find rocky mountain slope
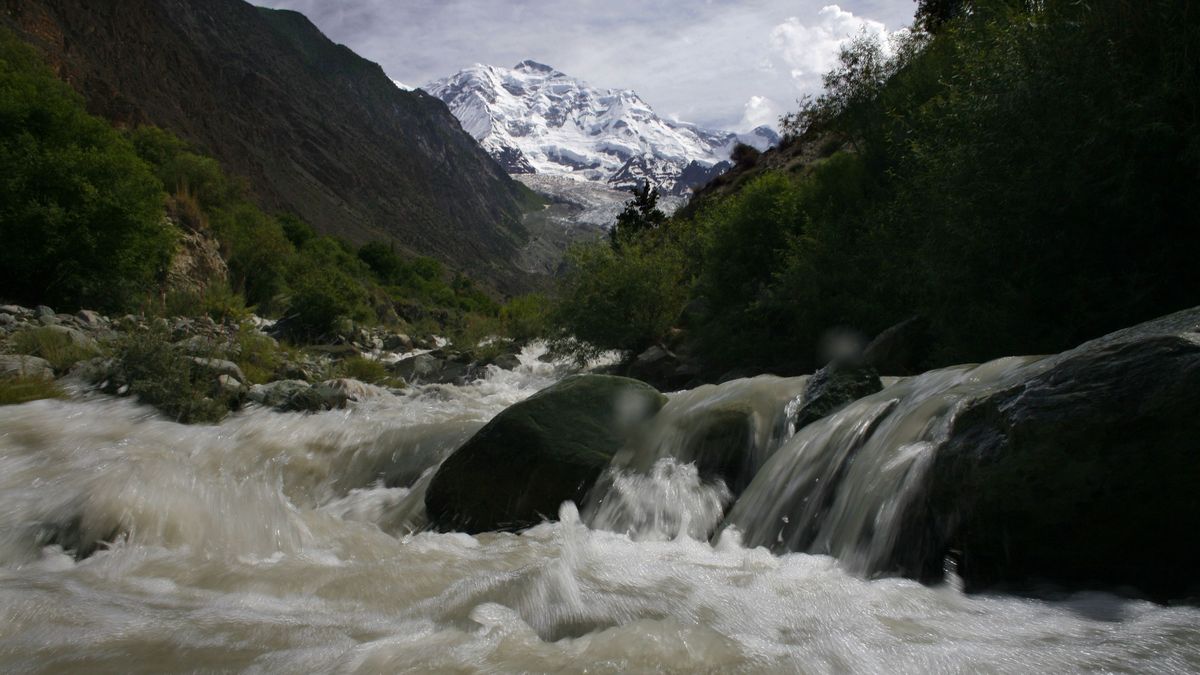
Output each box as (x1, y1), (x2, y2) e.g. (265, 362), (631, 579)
(2, 0), (536, 291)
(426, 61), (778, 196)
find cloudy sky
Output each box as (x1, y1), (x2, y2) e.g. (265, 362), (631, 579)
(254, 0), (917, 131)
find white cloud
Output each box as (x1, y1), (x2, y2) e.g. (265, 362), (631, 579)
(770, 5), (891, 83)
(740, 95), (782, 131)
(255, 0), (916, 130)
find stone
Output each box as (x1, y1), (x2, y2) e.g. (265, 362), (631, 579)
(626, 345), (696, 392)
(247, 379), (311, 408)
(0, 355), (54, 379)
(425, 375), (668, 533)
(490, 353), (522, 371)
(909, 307), (1200, 601)
(189, 357), (246, 384)
(75, 309), (107, 329)
(862, 316), (931, 376)
(382, 333), (414, 352)
(390, 354), (472, 385)
(44, 325), (99, 352)
(792, 361), (883, 432)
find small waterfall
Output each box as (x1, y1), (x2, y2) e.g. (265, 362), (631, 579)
(723, 356), (1043, 577)
(583, 375), (808, 540)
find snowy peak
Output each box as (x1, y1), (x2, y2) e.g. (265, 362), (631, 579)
(425, 62), (778, 195)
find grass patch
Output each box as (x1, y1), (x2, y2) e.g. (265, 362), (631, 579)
(10, 326), (101, 373)
(232, 324), (284, 385)
(0, 376), (67, 406)
(334, 355), (394, 385)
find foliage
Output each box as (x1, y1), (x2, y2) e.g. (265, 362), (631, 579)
(232, 323), (285, 385)
(500, 294), (553, 343)
(551, 235), (689, 359)
(334, 355), (392, 385)
(560, 0), (1200, 375)
(0, 375), (66, 406)
(610, 183), (667, 249)
(109, 325), (236, 424)
(0, 29), (174, 311)
(163, 281), (251, 323)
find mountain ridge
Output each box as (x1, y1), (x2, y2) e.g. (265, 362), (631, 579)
(425, 61), (779, 196)
(2, 0), (537, 292)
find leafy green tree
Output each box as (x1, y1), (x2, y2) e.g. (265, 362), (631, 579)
(552, 239), (688, 358)
(610, 183), (667, 249)
(0, 29), (172, 311)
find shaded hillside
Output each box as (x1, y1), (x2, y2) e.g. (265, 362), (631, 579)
(2, 0), (535, 291)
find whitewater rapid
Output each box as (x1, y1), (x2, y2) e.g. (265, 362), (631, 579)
(1, 345), (1197, 673)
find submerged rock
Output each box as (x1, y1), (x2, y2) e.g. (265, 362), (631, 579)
(426, 374), (668, 533)
(916, 307), (1200, 600)
(792, 361), (882, 432)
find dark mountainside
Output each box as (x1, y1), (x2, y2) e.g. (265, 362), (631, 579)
(1, 0), (536, 292)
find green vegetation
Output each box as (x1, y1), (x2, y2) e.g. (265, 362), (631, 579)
(0, 26), (514, 350)
(10, 326), (101, 373)
(0, 376), (67, 406)
(334, 355), (394, 386)
(107, 325), (236, 424)
(0, 29), (173, 311)
(549, 0), (1200, 373)
(551, 234), (689, 360)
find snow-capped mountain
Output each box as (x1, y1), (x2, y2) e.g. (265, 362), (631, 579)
(424, 60), (778, 196)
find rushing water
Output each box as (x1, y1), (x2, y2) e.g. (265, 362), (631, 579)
(1, 345), (1198, 673)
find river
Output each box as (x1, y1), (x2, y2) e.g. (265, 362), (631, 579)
(1, 345), (1197, 673)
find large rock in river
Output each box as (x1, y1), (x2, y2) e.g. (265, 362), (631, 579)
(425, 374), (668, 533)
(915, 307), (1200, 600)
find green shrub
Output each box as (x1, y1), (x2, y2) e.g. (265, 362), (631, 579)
(334, 355), (391, 385)
(0, 375), (67, 406)
(109, 325), (234, 424)
(232, 324), (284, 385)
(163, 281), (250, 323)
(0, 29), (173, 311)
(550, 237), (689, 359)
(500, 293), (553, 343)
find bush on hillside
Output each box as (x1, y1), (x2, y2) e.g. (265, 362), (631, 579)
(0, 29), (173, 311)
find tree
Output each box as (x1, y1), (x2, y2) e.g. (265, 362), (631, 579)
(610, 182), (667, 249)
(0, 29), (172, 311)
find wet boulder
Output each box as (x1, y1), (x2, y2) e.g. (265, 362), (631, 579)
(792, 360), (882, 432)
(390, 353), (472, 385)
(863, 316), (931, 375)
(425, 374), (668, 533)
(626, 345), (700, 392)
(247, 379), (310, 408)
(918, 307), (1200, 600)
(686, 406), (757, 495)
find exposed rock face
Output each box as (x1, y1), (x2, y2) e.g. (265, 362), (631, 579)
(3, 0), (534, 291)
(425, 375), (667, 533)
(913, 308), (1200, 600)
(165, 221), (228, 298)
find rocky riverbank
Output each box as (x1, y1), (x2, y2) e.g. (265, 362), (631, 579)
(0, 303), (531, 420)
